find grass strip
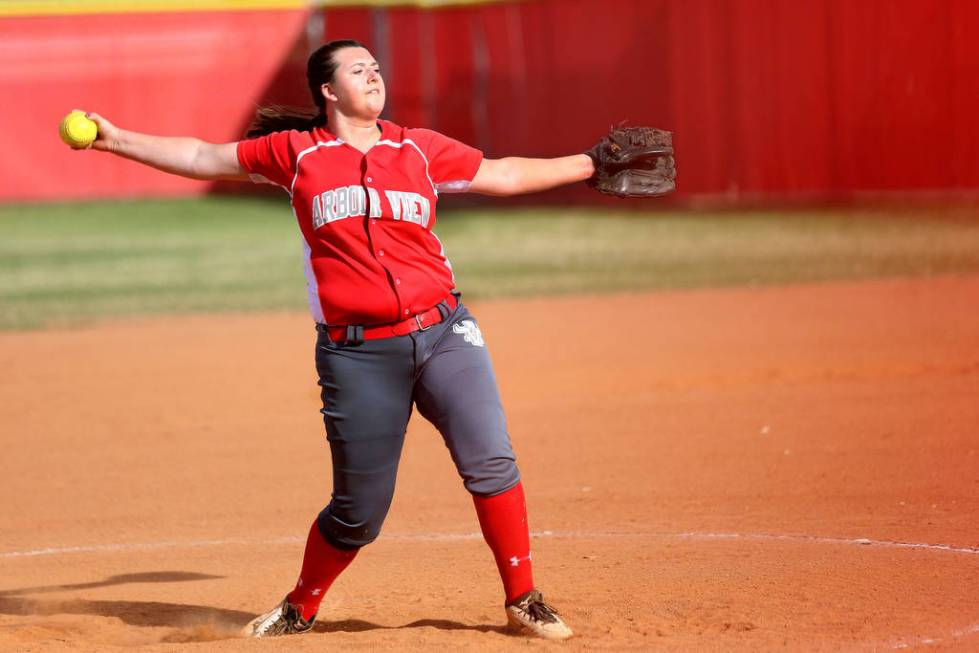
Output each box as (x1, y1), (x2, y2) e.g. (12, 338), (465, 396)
(1, 197), (977, 330)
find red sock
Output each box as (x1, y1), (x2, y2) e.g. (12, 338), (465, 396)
(286, 521), (358, 620)
(472, 481), (535, 603)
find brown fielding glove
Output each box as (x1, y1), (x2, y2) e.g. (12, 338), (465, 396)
(585, 126), (676, 197)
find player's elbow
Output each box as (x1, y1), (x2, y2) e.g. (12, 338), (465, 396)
(190, 141), (245, 181)
(186, 141), (217, 180)
(491, 158), (528, 196)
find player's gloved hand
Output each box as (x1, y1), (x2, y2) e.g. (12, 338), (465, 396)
(585, 126), (676, 198)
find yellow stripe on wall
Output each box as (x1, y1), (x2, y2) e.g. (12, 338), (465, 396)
(0, 0), (513, 16)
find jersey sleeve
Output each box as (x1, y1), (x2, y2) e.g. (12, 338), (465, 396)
(236, 130), (299, 190)
(412, 129), (484, 193)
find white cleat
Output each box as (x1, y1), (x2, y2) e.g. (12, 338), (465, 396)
(505, 589), (573, 640)
(241, 596), (315, 638)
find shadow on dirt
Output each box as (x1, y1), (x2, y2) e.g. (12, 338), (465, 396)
(315, 618), (508, 635)
(0, 596), (252, 626)
(0, 571), (223, 596)
(0, 571), (248, 640)
(0, 594), (508, 639)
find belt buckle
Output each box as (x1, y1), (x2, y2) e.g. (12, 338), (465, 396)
(415, 312), (433, 331)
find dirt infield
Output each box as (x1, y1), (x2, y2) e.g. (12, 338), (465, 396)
(2, 275), (978, 652)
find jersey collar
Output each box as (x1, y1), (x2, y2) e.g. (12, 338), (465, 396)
(315, 120), (389, 146)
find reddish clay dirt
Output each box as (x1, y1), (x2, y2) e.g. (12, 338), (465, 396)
(1, 275), (978, 652)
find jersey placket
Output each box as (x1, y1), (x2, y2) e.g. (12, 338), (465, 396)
(362, 153), (409, 319)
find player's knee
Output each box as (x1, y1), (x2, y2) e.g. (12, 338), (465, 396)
(462, 456), (520, 496)
(316, 503), (387, 549)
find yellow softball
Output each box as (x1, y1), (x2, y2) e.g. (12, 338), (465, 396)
(60, 111), (98, 149)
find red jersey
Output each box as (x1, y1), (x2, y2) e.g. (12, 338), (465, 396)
(237, 119), (483, 325)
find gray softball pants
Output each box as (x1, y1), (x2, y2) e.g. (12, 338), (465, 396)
(313, 301), (520, 550)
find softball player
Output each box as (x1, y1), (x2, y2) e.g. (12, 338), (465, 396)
(82, 39), (594, 641)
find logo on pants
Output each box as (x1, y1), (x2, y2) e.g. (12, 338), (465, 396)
(452, 319), (485, 347)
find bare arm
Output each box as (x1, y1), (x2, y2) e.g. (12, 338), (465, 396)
(468, 155), (595, 196)
(86, 112), (249, 181)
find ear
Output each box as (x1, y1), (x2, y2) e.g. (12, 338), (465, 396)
(321, 83), (338, 103)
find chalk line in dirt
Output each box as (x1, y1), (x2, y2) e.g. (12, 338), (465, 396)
(3, 529), (979, 559)
(3, 529), (977, 649)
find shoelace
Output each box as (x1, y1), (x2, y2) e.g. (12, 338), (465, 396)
(524, 597), (560, 624)
(261, 603), (311, 635)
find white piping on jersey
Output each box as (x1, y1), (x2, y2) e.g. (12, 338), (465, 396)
(290, 139), (344, 197)
(430, 231), (455, 284)
(374, 139), (439, 197)
(290, 137), (470, 198)
(294, 207), (327, 324)
(288, 140), (342, 322)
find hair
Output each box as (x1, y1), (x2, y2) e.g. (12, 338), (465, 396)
(246, 39), (368, 138)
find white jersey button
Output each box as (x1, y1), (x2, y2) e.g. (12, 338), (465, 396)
(378, 250), (385, 256)
(395, 278), (401, 285)
(366, 177), (373, 182)
(404, 309), (410, 315)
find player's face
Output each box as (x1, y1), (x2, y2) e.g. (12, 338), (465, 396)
(324, 47), (386, 119)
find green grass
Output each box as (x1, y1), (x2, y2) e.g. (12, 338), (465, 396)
(1, 197), (978, 330)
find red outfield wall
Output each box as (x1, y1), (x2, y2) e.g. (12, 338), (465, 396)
(2, 0), (977, 203)
(0, 9), (310, 201)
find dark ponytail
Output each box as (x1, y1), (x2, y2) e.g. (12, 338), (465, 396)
(245, 39), (367, 138)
